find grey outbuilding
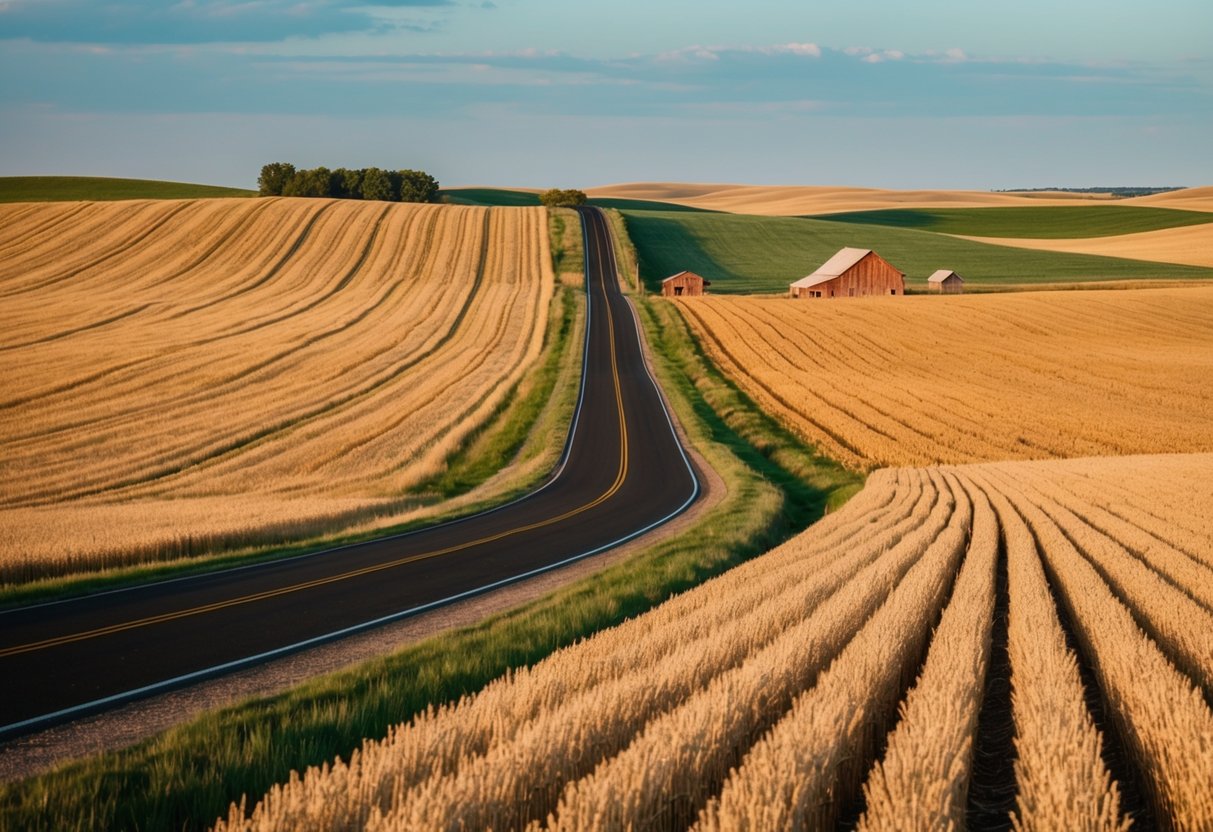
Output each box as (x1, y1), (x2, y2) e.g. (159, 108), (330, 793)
(927, 269), (965, 294)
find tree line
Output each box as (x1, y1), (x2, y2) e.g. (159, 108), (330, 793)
(258, 163), (439, 203)
(539, 189), (587, 207)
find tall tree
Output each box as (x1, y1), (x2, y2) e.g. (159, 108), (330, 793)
(397, 169), (440, 203)
(283, 166), (333, 198)
(361, 167), (393, 202)
(334, 168), (363, 199)
(258, 162), (296, 196)
(539, 188), (587, 207)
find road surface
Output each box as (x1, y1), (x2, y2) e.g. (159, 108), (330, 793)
(0, 207), (699, 737)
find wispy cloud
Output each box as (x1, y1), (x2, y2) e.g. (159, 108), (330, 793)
(0, 0), (456, 45)
(1, 34), (1207, 125)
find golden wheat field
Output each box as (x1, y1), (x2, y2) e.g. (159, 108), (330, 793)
(0, 197), (553, 583)
(677, 287), (1213, 470)
(212, 453), (1213, 831)
(586, 183), (1213, 216)
(959, 223), (1213, 268)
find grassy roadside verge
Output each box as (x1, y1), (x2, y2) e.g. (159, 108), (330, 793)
(603, 208), (641, 291)
(0, 212), (582, 609)
(0, 280), (862, 832)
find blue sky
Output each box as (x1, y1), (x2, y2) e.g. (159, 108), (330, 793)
(0, 0), (1209, 189)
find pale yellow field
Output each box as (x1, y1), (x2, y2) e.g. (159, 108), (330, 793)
(1132, 185), (1213, 212)
(0, 198), (553, 583)
(584, 182), (1202, 215)
(587, 182), (1213, 216)
(960, 222), (1213, 268)
(677, 287), (1213, 470)
(213, 453), (1213, 831)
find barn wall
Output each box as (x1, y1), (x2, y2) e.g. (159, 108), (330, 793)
(798, 255), (904, 298)
(662, 273), (708, 297)
(928, 275), (964, 294)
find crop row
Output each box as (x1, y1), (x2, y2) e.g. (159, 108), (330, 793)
(0, 198), (553, 582)
(213, 453), (1213, 831)
(677, 290), (1213, 469)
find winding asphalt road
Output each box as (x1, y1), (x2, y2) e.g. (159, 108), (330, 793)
(0, 207), (700, 738)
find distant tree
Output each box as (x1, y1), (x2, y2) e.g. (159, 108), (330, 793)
(258, 162), (438, 203)
(361, 167), (394, 202)
(258, 162), (296, 196)
(283, 166), (333, 198)
(334, 168), (363, 199)
(396, 169), (440, 203)
(540, 188), (587, 208)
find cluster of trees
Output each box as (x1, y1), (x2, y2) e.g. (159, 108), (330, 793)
(539, 188), (588, 207)
(258, 163), (439, 203)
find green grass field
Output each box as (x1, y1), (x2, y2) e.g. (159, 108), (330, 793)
(620, 209), (1213, 293)
(442, 187), (543, 207)
(815, 205), (1213, 238)
(0, 176), (256, 202)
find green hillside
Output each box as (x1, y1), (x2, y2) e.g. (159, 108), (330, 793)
(441, 187), (542, 207)
(620, 209), (1213, 293)
(815, 205), (1213, 238)
(0, 176), (256, 202)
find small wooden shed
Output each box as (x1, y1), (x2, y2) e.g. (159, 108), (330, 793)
(790, 248), (905, 299)
(662, 270), (711, 297)
(927, 269), (965, 294)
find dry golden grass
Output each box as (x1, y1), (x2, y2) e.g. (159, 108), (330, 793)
(1132, 185), (1213, 213)
(0, 197), (553, 583)
(959, 223), (1213, 268)
(585, 182), (1164, 215)
(211, 454), (1213, 831)
(677, 287), (1213, 470)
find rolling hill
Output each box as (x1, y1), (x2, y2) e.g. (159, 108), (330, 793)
(0, 197), (553, 583)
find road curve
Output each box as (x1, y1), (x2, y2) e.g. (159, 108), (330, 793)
(0, 207), (700, 737)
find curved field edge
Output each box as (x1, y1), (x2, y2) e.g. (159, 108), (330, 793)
(203, 453), (1213, 832)
(812, 205), (1213, 239)
(675, 287), (1213, 471)
(618, 209), (1213, 294)
(0, 176), (256, 202)
(0, 287), (862, 832)
(0, 209), (580, 608)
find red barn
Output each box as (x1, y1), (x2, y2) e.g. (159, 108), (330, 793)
(789, 248), (905, 299)
(662, 270), (711, 297)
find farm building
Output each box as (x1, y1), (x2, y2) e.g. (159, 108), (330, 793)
(927, 269), (965, 294)
(662, 270), (711, 297)
(790, 248), (905, 299)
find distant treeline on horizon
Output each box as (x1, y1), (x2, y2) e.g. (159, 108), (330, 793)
(993, 186), (1185, 197)
(258, 163), (439, 203)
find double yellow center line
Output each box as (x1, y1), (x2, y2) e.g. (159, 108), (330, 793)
(1, 211), (629, 660)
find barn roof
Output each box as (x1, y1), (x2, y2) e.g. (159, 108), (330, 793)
(790, 247), (872, 289)
(927, 269), (964, 283)
(662, 270), (711, 285)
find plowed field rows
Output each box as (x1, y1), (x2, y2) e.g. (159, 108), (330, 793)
(0, 198), (553, 582)
(677, 288), (1213, 469)
(213, 454), (1213, 831)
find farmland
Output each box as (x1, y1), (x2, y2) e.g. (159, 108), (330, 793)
(959, 223), (1213, 268)
(586, 182), (1213, 215)
(814, 205), (1213, 238)
(212, 452), (1213, 831)
(677, 287), (1213, 469)
(0, 197), (554, 585)
(0, 176), (256, 203)
(617, 209), (1213, 293)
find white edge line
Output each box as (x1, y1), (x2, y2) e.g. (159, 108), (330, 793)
(0, 207), (700, 739)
